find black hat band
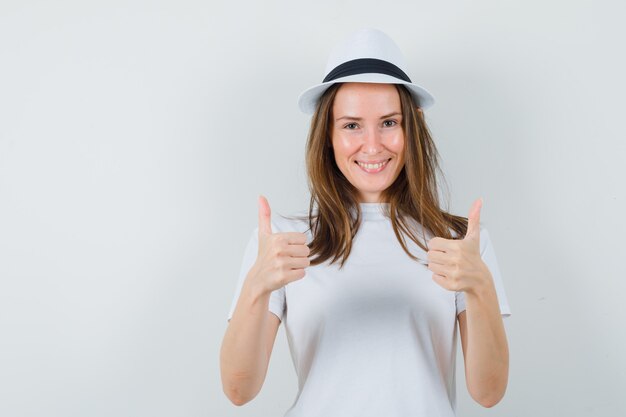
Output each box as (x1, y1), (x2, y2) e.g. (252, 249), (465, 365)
(322, 58), (412, 83)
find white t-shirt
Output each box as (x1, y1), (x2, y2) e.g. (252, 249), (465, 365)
(227, 202), (511, 416)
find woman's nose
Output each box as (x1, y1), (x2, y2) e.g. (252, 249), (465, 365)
(361, 127), (384, 153)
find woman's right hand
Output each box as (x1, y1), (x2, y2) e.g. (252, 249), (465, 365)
(246, 195), (310, 295)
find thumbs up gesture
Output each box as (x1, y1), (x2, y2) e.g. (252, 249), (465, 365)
(247, 195), (311, 295)
(426, 198), (492, 295)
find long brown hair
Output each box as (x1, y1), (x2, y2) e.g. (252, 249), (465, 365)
(285, 82), (469, 269)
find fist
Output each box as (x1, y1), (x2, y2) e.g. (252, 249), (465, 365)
(426, 197), (491, 294)
(248, 195), (311, 295)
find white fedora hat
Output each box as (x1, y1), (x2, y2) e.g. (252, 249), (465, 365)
(297, 28), (435, 114)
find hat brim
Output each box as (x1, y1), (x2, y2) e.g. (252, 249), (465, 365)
(296, 73), (435, 115)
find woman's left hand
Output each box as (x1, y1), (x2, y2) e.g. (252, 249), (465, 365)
(426, 197), (493, 295)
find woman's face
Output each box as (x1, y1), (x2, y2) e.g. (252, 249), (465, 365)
(331, 82), (405, 203)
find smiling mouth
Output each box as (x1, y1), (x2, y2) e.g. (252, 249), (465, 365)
(355, 158), (392, 173)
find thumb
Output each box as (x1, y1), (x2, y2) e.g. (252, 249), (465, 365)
(464, 197), (482, 241)
(258, 194), (273, 236)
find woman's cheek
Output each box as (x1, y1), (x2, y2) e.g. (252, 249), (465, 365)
(387, 132), (404, 148)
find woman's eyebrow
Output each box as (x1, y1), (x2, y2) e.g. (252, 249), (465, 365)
(335, 112), (402, 121)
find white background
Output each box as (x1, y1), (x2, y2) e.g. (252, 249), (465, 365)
(1, 1), (625, 416)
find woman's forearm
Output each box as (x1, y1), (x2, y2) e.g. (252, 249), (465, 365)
(220, 271), (271, 406)
(463, 277), (509, 407)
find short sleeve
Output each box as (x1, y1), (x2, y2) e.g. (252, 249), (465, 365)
(227, 226), (286, 323)
(456, 227), (511, 318)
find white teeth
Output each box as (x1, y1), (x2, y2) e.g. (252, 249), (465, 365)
(357, 160), (389, 169)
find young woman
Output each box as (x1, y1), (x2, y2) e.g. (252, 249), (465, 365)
(221, 28), (511, 416)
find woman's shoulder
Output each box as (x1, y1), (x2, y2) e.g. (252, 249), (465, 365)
(271, 208), (313, 235)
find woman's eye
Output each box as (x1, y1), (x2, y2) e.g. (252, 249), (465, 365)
(344, 123), (358, 130)
(383, 120), (397, 127)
